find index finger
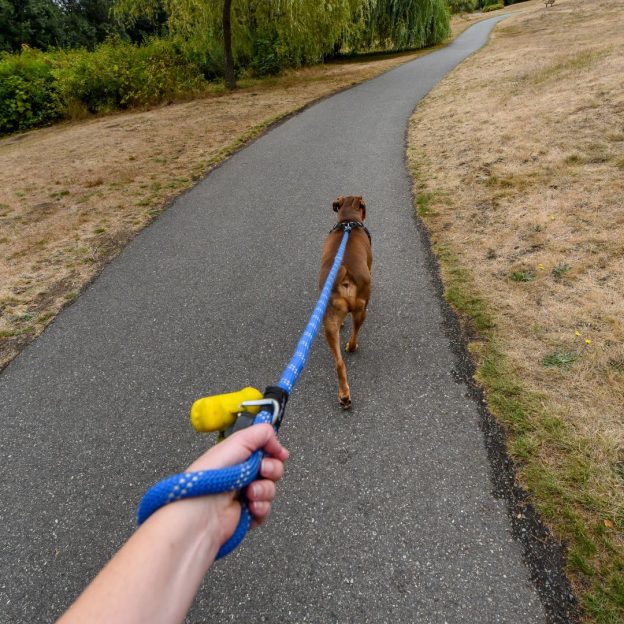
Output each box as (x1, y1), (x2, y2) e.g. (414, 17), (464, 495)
(187, 424), (289, 472)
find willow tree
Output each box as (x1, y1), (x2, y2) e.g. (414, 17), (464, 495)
(113, 0), (450, 87)
(363, 0), (450, 51)
(222, 0), (234, 87)
(114, 0), (363, 88)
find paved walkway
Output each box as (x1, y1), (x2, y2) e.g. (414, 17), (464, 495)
(0, 16), (546, 623)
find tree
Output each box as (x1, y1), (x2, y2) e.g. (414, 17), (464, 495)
(112, 0), (450, 87)
(222, 0), (234, 88)
(0, 0), (66, 51)
(365, 0), (450, 51)
(113, 0), (363, 88)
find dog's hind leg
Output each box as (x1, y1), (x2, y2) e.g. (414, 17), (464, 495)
(324, 303), (351, 409)
(345, 300), (367, 353)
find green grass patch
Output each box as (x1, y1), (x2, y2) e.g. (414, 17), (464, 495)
(542, 350), (577, 368)
(416, 191), (438, 217)
(510, 270), (535, 282)
(552, 263), (571, 281)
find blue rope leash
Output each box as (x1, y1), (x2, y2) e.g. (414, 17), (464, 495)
(137, 227), (352, 559)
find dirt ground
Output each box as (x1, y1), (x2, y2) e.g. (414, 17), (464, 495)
(408, 0), (623, 620)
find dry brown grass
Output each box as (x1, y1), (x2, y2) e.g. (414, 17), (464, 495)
(409, 0), (623, 620)
(0, 40), (465, 369)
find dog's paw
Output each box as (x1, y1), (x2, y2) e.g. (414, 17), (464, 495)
(345, 341), (358, 353)
(339, 395), (352, 410)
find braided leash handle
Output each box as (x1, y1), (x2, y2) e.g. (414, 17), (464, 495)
(137, 410), (272, 559)
(136, 228), (351, 559)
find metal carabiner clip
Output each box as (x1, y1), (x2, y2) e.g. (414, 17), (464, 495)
(240, 398), (281, 426)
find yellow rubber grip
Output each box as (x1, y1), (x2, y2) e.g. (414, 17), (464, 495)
(190, 386), (263, 432)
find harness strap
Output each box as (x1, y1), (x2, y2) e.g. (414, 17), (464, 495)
(330, 220), (372, 245)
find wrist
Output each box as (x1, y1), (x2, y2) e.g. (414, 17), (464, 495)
(155, 494), (233, 569)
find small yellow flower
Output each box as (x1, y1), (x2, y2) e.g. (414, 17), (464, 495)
(575, 331), (581, 337)
(537, 264), (545, 271)
(585, 338), (591, 345)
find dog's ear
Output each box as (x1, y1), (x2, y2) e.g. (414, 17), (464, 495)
(332, 196), (344, 212)
(359, 197), (366, 220)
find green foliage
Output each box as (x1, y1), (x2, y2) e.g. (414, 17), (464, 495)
(363, 0), (450, 50)
(0, 37), (206, 133)
(446, 0), (478, 14)
(177, 33), (224, 80)
(0, 0), (167, 52)
(510, 270), (535, 282)
(0, 0), (66, 52)
(1, 0), (452, 133)
(250, 36), (282, 77)
(0, 46), (64, 133)
(114, 0), (451, 73)
(552, 263), (571, 280)
(482, 1), (504, 11)
(542, 350), (577, 368)
(54, 37), (205, 113)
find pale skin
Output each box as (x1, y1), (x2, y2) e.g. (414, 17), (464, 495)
(58, 424), (288, 624)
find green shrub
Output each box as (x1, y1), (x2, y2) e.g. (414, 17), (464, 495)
(0, 0), (453, 134)
(55, 38), (206, 114)
(250, 36), (284, 77)
(0, 47), (65, 134)
(178, 35), (225, 81)
(447, 0), (478, 13)
(483, 2), (504, 11)
(0, 38), (209, 135)
(510, 270), (535, 282)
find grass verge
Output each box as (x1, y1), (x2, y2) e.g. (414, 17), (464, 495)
(408, 0), (623, 621)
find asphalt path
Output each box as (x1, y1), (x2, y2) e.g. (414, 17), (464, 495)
(0, 16), (548, 624)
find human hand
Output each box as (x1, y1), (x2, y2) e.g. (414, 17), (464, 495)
(56, 425), (288, 624)
(185, 423), (289, 546)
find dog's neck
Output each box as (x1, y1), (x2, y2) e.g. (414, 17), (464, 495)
(336, 210), (364, 223)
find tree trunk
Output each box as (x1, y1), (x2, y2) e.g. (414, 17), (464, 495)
(222, 0), (236, 89)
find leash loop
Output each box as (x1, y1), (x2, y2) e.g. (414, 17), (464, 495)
(137, 228), (352, 558)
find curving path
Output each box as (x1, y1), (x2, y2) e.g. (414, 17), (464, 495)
(0, 16), (548, 623)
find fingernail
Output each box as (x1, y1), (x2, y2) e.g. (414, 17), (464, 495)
(262, 460), (274, 476)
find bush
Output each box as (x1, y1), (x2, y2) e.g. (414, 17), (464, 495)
(447, 0), (478, 13)
(250, 37), (283, 77)
(55, 38), (206, 114)
(178, 35), (225, 81)
(0, 0), (453, 134)
(0, 47), (65, 134)
(482, 3), (504, 11)
(0, 38), (209, 135)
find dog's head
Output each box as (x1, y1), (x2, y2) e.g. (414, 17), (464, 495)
(332, 195), (366, 222)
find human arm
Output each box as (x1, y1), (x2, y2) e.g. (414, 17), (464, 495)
(58, 423), (288, 624)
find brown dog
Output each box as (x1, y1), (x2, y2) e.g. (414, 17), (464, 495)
(319, 196), (372, 409)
